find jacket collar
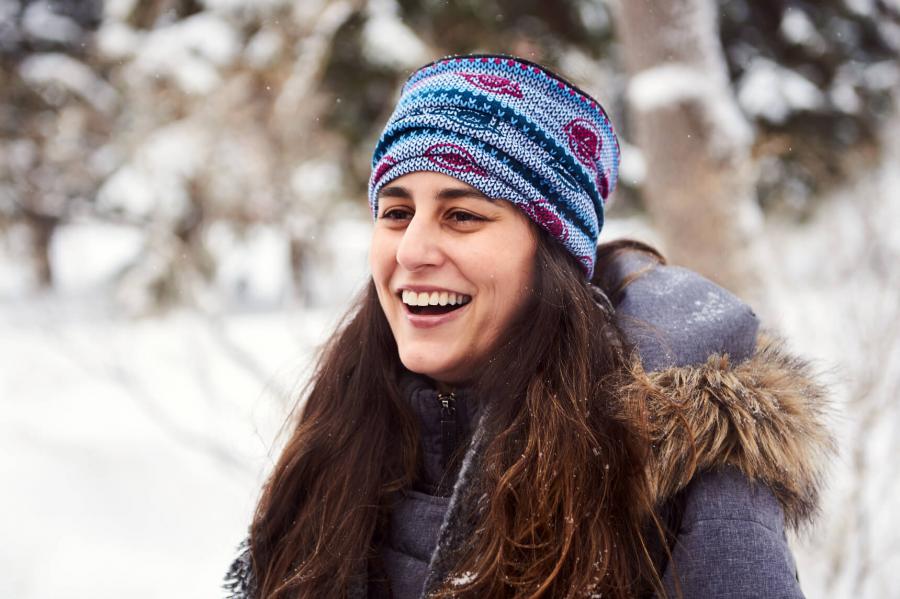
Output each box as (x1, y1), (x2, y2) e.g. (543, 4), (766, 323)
(398, 369), (480, 496)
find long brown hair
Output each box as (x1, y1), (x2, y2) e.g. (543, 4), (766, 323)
(249, 231), (669, 598)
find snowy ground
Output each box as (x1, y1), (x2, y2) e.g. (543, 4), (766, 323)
(1, 175), (898, 598)
(0, 300), (332, 597)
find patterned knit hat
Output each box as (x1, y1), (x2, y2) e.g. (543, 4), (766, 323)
(368, 54), (620, 278)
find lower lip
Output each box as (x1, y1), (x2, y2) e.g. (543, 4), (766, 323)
(403, 300), (470, 329)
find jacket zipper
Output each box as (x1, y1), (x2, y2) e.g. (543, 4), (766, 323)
(437, 391), (457, 471)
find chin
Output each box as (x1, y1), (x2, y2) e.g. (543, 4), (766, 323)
(399, 355), (446, 378)
(398, 349), (462, 383)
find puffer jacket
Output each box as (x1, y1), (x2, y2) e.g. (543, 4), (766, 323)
(224, 254), (833, 598)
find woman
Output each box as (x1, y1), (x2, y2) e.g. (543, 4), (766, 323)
(225, 55), (833, 598)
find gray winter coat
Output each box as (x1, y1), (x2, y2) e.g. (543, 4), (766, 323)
(224, 254), (833, 598)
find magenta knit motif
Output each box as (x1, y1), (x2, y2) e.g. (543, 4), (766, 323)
(525, 198), (569, 241)
(373, 155), (397, 186)
(424, 143), (488, 176)
(564, 118), (603, 168)
(595, 172), (610, 200)
(459, 73), (524, 98)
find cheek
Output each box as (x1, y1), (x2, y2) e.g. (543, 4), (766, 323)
(497, 239), (537, 313)
(369, 231), (397, 281)
(490, 235), (537, 286)
(478, 253), (535, 322)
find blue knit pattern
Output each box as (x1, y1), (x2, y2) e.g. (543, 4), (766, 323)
(368, 54), (621, 278)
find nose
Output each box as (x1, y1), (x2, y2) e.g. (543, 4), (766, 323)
(395, 212), (444, 271)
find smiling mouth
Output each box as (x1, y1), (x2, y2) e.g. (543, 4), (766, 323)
(400, 289), (472, 316)
(406, 303), (466, 316)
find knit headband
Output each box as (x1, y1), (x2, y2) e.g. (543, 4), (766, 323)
(368, 54), (620, 278)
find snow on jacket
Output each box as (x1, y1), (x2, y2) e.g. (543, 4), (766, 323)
(223, 254), (834, 598)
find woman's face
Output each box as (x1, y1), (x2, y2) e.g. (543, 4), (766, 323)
(370, 171), (538, 385)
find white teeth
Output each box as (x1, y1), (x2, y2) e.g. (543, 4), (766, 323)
(400, 290), (472, 307)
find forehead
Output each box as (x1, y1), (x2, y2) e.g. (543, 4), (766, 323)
(377, 171), (495, 203)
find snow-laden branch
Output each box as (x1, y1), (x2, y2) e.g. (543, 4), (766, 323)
(626, 61), (753, 156)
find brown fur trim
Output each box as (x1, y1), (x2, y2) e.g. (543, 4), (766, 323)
(628, 331), (836, 530)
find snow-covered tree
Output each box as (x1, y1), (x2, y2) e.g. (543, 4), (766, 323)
(611, 0), (772, 310)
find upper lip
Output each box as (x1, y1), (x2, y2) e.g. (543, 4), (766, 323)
(395, 284), (471, 297)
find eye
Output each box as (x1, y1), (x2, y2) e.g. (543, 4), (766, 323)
(380, 207), (412, 220)
(448, 210), (485, 224)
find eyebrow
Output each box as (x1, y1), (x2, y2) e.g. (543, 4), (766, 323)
(377, 185), (495, 202)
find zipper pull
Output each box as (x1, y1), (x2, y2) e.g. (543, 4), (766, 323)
(438, 391), (457, 471)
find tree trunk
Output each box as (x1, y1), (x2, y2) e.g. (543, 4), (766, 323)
(611, 0), (772, 314)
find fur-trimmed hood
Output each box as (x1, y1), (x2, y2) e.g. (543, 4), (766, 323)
(639, 331), (834, 529)
(607, 252), (834, 527)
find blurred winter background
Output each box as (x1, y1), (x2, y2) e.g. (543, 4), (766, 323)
(1, 0), (898, 596)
